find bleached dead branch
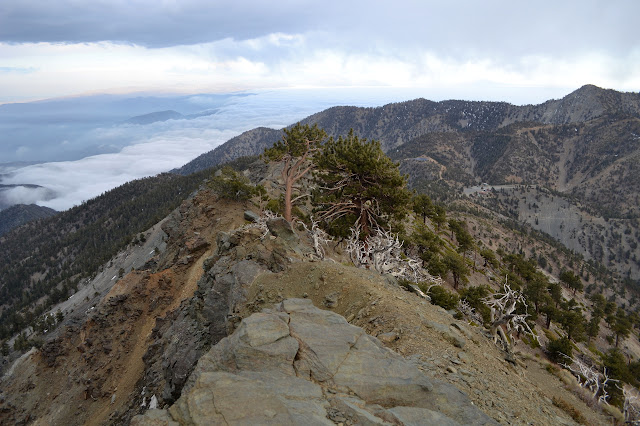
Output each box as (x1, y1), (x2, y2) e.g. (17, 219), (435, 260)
(623, 386), (640, 424)
(561, 353), (615, 405)
(242, 210), (280, 239)
(346, 226), (441, 285)
(483, 281), (536, 350)
(458, 299), (483, 324)
(299, 219), (332, 259)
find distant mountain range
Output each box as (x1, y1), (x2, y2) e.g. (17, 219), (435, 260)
(124, 109), (222, 125)
(173, 85), (640, 217)
(175, 84), (640, 176)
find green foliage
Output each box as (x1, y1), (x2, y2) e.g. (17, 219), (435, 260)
(443, 251), (469, 289)
(427, 286), (460, 310)
(263, 123), (327, 221)
(447, 219), (474, 256)
(607, 308), (632, 347)
(559, 309), (586, 342)
(265, 198), (284, 215)
(586, 315), (601, 341)
(547, 282), (563, 306)
(263, 122), (326, 163)
(546, 336), (573, 363)
(541, 298), (560, 328)
(602, 348), (637, 407)
(559, 269), (583, 294)
(503, 253), (537, 282)
(431, 205), (447, 231)
(410, 222), (444, 270)
(479, 248), (499, 269)
(313, 129), (411, 238)
(412, 193), (433, 224)
(459, 285), (491, 324)
(209, 166), (257, 201)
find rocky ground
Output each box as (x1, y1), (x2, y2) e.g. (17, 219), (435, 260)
(0, 188), (616, 425)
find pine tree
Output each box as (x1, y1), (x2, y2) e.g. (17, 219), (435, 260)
(608, 308), (632, 348)
(313, 130), (410, 238)
(559, 269), (583, 294)
(263, 123), (327, 222)
(412, 193), (433, 224)
(443, 251), (469, 289)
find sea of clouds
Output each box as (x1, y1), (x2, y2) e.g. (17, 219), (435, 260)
(0, 87), (430, 211)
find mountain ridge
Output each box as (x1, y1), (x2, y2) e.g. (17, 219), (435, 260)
(174, 84), (640, 176)
(0, 203), (57, 236)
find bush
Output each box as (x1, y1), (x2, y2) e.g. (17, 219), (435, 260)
(459, 285), (491, 324)
(546, 336), (573, 363)
(209, 166), (257, 201)
(552, 396), (588, 425)
(427, 286), (460, 310)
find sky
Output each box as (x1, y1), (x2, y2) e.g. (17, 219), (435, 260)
(0, 0), (639, 212)
(1, 0), (639, 104)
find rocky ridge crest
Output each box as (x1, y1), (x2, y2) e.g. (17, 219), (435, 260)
(133, 298), (495, 425)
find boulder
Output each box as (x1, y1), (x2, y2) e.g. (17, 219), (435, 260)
(243, 210), (260, 222)
(266, 217), (299, 245)
(133, 299), (496, 425)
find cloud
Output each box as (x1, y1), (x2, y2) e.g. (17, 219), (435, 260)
(1, 88), (430, 210)
(0, 185), (56, 209)
(1, 0), (639, 105)
(2, 35), (639, 106)
(0, 0), (637, 56)
(0, 66), (36, 74)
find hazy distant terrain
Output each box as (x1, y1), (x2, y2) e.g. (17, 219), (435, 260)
(0, 88), (426, 211)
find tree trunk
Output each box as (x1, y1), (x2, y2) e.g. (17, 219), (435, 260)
(284, 178), (293, 222)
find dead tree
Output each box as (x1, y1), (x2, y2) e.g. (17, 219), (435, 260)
(346, 226), (441, 285)
(623, 386), (640, 424)
(483, 282), (536, 351)
(242, 210), (280, 239)
(560, 353), (615, 405)
(458, 299), (483, 324)
(299, 219), (332, 260)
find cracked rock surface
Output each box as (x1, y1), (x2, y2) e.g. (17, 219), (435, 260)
(132, 298), (496, 426)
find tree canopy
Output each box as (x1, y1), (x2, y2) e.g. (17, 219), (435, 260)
(312, 130), (410, 238)
(263, 123), (327, 222)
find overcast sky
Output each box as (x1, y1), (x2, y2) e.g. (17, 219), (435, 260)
(1, 0), (638, 104)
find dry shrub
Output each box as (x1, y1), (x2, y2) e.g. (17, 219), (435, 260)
(600, 403), (624, 423)
(552, 396), (588, 425)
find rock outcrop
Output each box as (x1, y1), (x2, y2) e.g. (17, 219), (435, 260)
(133, 298), (496, 425)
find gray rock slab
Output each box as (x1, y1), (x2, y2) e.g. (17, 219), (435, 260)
(136, 299), (496, 426)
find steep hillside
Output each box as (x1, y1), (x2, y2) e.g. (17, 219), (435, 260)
(2, 86), (640, 424)
(0, 170), (211, 341)
(174, 127), (281, 175)
(0, 203), (57, 236)
(390, 112), (640, 285)
(0, 186), (614, 425)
